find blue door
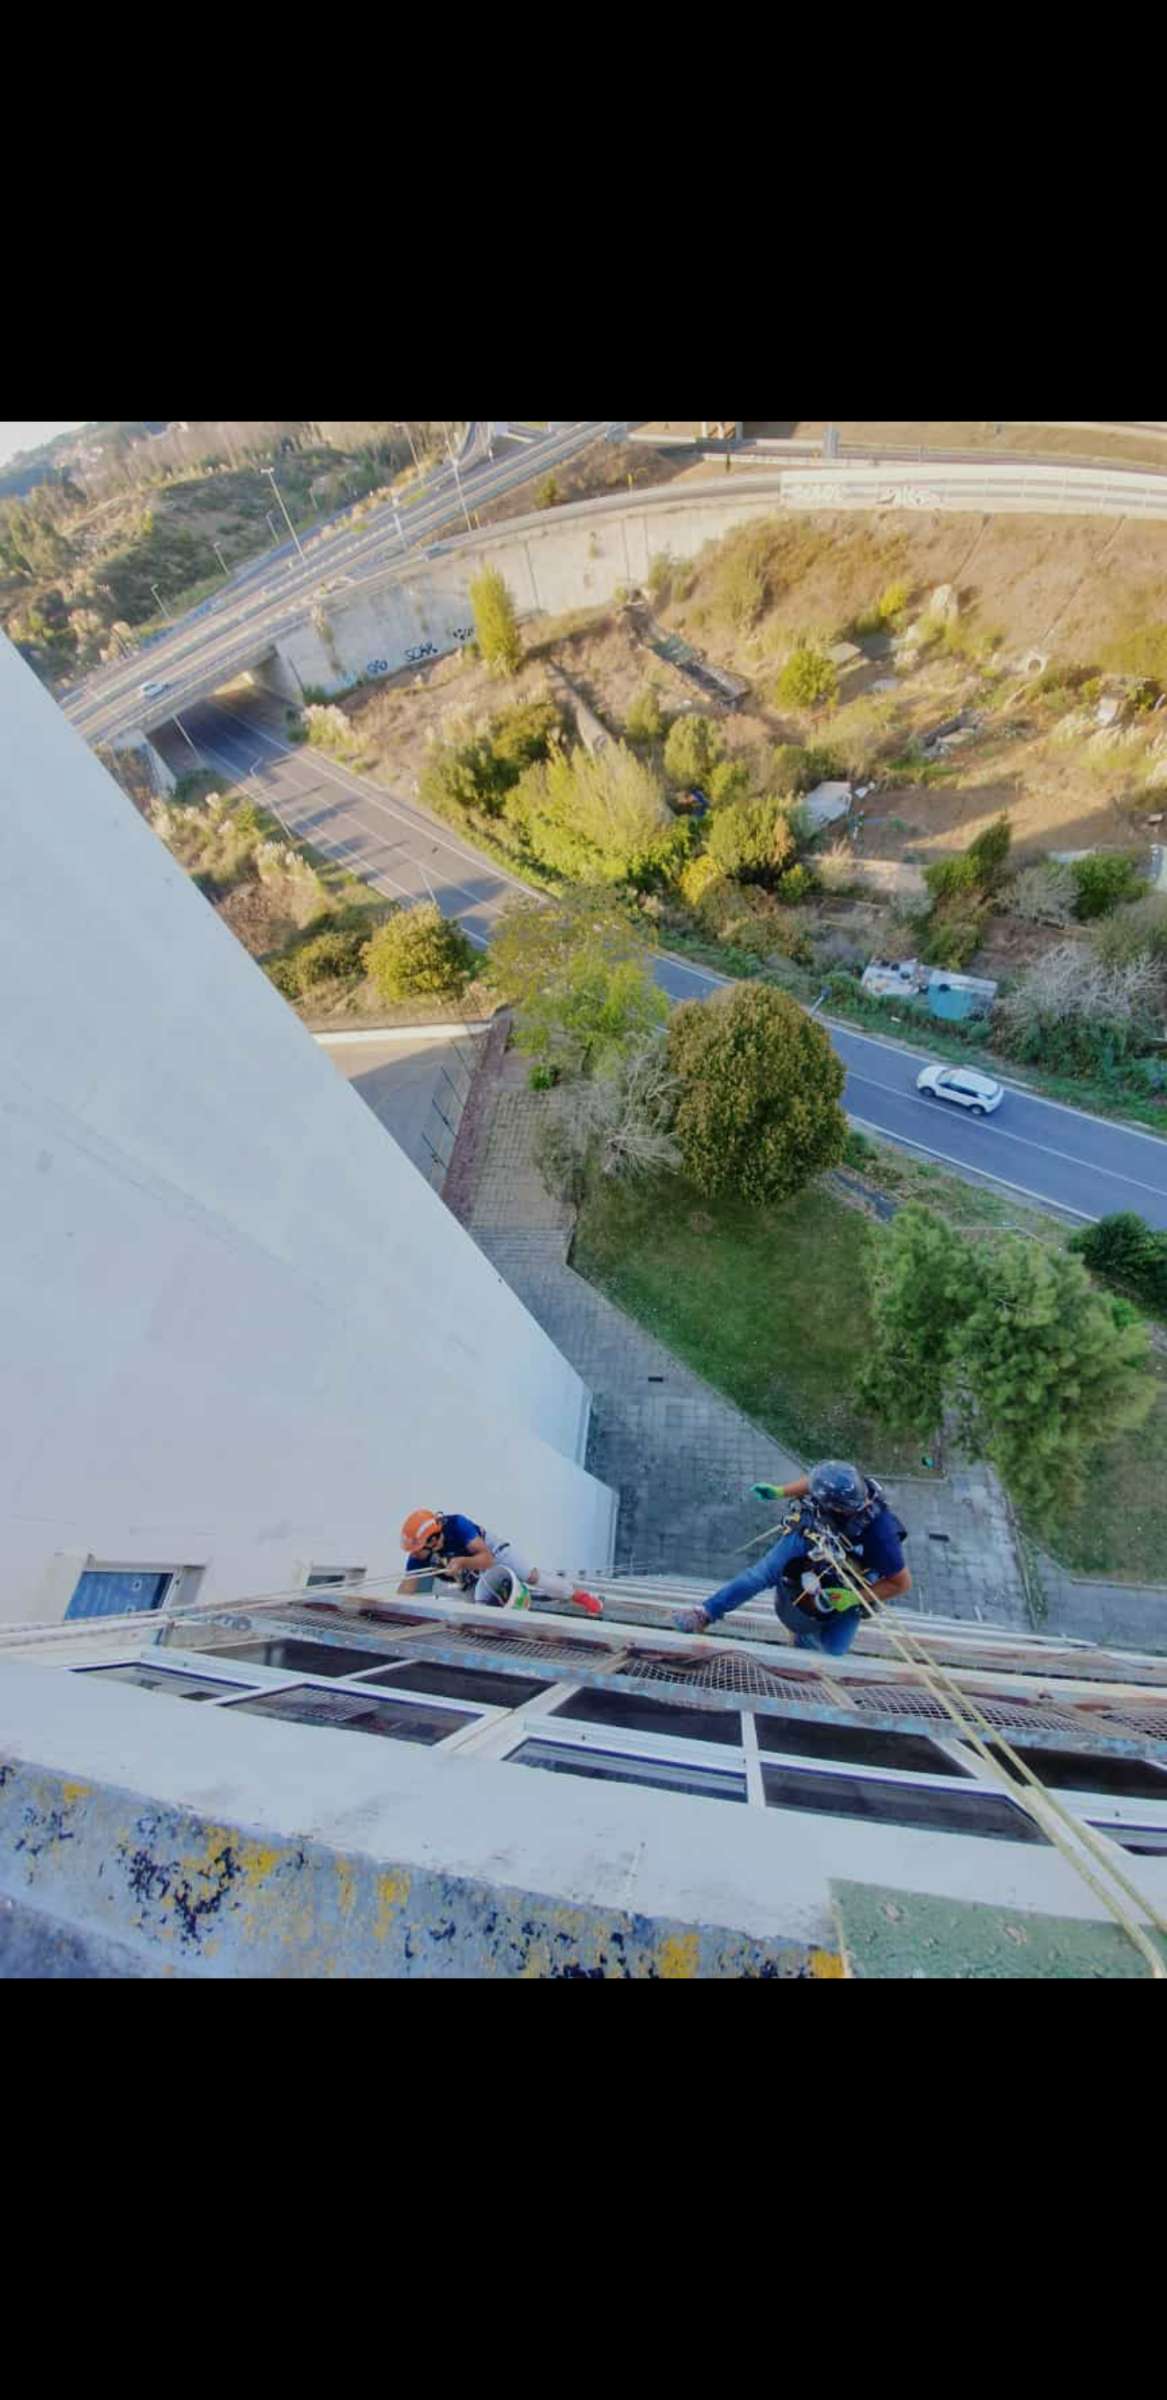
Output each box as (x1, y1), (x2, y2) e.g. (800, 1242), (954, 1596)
(66, 1569), (174, 1620)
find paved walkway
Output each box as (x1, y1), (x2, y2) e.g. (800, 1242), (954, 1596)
(1035, 1560), (1167, 1654)
(465, 1065), (1029, 1622)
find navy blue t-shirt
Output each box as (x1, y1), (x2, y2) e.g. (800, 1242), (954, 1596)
(819, 1501), (905, 1586)
(405, 1512), (485, 1572)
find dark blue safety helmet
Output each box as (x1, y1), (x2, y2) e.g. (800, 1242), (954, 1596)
(809, 1460), (869, 1519)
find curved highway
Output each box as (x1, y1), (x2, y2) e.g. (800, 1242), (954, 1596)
(171, 692), (1167, 1230)
(63, 423), (609, 746)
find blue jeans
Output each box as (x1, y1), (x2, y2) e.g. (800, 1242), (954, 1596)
(704, 1532), (863, 1657)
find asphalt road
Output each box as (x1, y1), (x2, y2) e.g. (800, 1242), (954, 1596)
(64, 422), (609, 746)
(174, 695), (1167, 1230)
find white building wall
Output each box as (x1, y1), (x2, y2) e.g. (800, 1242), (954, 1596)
(0, 639), (615, 1624)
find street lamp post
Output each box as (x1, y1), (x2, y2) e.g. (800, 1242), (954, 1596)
(400, 421), (421, 472)
(262, 464), (306, 563)
(150, 583), (174, 624)
(266, 511), (279, 547)
(212, 540), (229, 578)
(448, 441), (472, 533)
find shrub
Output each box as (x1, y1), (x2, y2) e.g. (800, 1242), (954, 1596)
(707, 757), (752, 808)
(679, 853), (724, 909)
(1070, 1213), (1167, 1315)
(366, 903), (477, 1001)
(665, 982), (847, 1206)
(775, 863), (816, 905)
(468, 565), (522, 675)
(705, 795), (795, 886)
(290, 927), (371, 991)
(996, 942), (1163, 1076)
(625, 684), (665, 745)
(507, 741), (674, 885)
(924, 852), (982, 903)
(1092, 893), (1167, 966)
(535, 474), (561, 509)
(775, 645), (839, 712)
(966, 813), (1012, 890)
(646, 552), (673, 605)
(815, 842), (860, 896)
(1072, 853), (1146, 920)
(919, 906), (987, 970)
(773, 741), (844, 796)
(1008, 860), (1076, 926)
(533, 1038), (681, 1203)
(663, 713), (723, 787)
(878, 578), (912, 623)
(713, 538), (769, 630)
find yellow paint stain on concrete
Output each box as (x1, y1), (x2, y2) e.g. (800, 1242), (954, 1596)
(808, 1947), (845, 1979)
(657, 1932), (700, 1979)
(59, 1780), (91, 1806)
(374, 1867), (411, 1940)
(335, 1858), (358, 1919)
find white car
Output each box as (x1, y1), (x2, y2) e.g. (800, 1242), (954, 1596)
(138, 679), (171, 700)
(916, 1063), (1003, 1118)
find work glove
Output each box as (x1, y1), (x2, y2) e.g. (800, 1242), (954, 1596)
(751, 1482), (782, 1503)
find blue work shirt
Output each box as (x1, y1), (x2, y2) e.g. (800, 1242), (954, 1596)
(405, 1511), (486, 1573)
(704, 1502), (906, 1627)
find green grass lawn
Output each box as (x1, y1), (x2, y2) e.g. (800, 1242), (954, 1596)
(572, 1174), (927, 1473)
(573, 1163), (1167, 1581)
(1037, 1356), (1167, 1584)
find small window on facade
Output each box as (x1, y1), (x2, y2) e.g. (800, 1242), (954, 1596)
(75, 1663), (246, 1701)
(550, 1689), (742, 1746)
(756, 1714), (971, 1776)
(985, 1743), (1167, 1801)
(306, 1568), (365, 1588)
(512, 1741), (747, 1804)
(760, 1762), (1046, 1843)
(226, 1685), (475, 1745)
(203, 1638), (404, 1679)
(364, 1661), (554, 1709)
(66, 1567), (179, 1620)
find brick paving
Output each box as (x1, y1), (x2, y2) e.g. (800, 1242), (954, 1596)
(463, 1062), (1032, 1623)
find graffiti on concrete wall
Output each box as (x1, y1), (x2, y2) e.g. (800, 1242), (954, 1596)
(365, 658), (389, 678)
(405, 641), (440, 664)
(451, 625), (473, 644)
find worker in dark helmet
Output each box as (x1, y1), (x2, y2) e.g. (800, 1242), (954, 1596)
(674, 1460), (911, 1655)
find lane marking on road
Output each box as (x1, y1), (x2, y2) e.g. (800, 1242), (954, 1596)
(191, 734), (492, 946)
(845, 1118), (1096, 1220)
(828, 1016), (1167, 1153)
(844, 1071), (1167, 1204)
(203, 698), (535, 899)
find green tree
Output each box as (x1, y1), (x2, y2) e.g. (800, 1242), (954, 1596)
(1070, 1213), (1167, 1315)
(665, 983), (847, 1205)
(858, 1207), (966, 1440)
(490, 888), (667, 1076)
(861, 1207), (1156, 1525)
(663, 713), (723, 787)
(625, 685), (665, 745)
(775, 645), (839, 712)
(707, 757), (751, 807)
(366, 903), (477, 1001)
(1072, 853), (1145, 921)
(955, 1241), (1154, 1524)
(506, 741), (674, 884)
(468, 565), (522, 676)
(705, 794), (795, 886)
(536, 474), (561, 510)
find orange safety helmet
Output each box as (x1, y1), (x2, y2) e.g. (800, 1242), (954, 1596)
(401, 1508), (443, 1555)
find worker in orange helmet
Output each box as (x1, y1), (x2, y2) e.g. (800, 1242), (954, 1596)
(399, 1508), (603, 1617)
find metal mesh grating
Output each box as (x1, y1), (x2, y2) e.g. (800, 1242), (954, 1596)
(418, 1624), (616, 1672)
(840, 1679), (1085, 1734)
(1093, 1707), (1167, 1743)
(620, 1650), (837, 1704)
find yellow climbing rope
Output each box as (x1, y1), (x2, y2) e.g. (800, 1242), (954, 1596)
(809, 1527), (1166, 1981)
